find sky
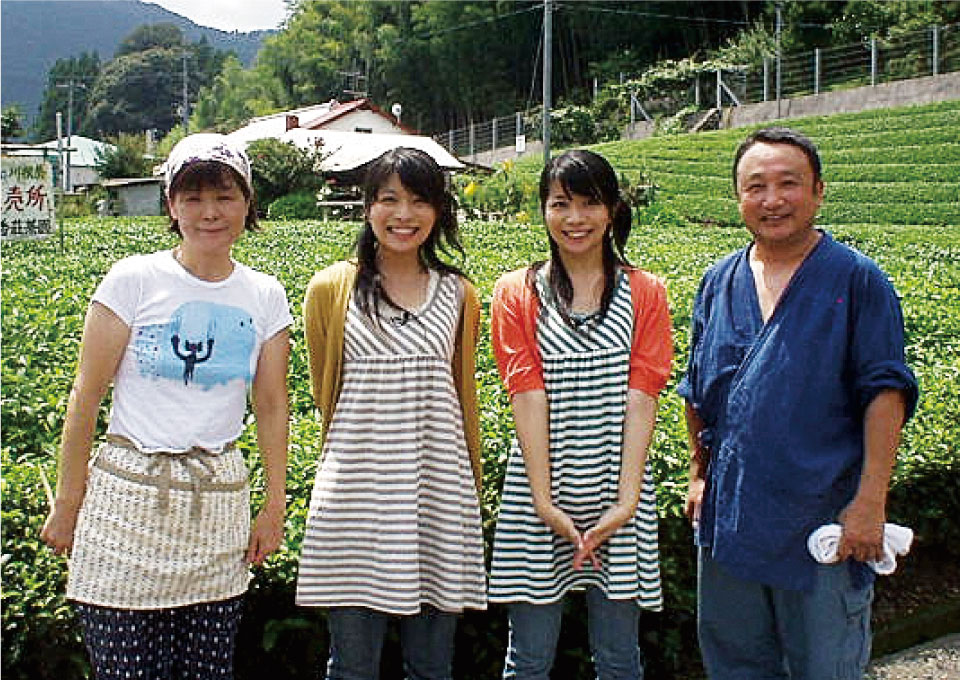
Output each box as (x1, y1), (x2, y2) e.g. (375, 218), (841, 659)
(144, 0), (289, 33)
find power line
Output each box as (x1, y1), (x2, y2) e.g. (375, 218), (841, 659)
(563, 3), (829, 30)
(566, 3), (752, 26)
(412, 4), (541, 40)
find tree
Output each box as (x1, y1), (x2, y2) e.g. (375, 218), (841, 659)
(250, 1), (766, 134)
(185, 0), (954, 137)
(828, 0), (960, 42)
(191, 56), (283, 133)
(256, 1), (371, 108)
(246, 137), (327, 211)
(93, 133), (151, 179)
(32, 53), (100, 142)
(84, 48), (184, 136)
(2, 106), (25, 142)
(81, 25), (234, 137)
(116, 23), (185, 56)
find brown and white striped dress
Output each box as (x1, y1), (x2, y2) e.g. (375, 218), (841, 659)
(296, 271), (487, 615)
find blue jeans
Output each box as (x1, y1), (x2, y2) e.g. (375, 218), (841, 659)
(503, 587), (643, 680)
(325, 606), (457, 680)
(698, 549), (873, 679)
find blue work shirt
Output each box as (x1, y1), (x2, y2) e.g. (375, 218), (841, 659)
(677, 231), (918, 592)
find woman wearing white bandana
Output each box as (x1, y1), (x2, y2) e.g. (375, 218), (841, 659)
(41, 134), (291, 679)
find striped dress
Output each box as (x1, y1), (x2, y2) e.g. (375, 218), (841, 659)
(490, 270), (662, 610)
(296, 271), (487, 615)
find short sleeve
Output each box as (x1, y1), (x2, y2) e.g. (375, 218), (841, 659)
(627, 269), (673, 397)
(91, 256), (143, 325)
(260, 275), (293, 340)
(491, 270), (544, 397)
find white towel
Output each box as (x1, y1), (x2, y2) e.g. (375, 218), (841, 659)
(807, 523), (914, 575)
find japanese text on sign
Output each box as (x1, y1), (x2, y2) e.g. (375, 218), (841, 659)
(2, 156), (56, 241)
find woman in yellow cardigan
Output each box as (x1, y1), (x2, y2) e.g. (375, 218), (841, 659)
(296, 147), (486, 679)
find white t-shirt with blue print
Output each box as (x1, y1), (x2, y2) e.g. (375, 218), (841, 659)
(93, 249), (292, 453)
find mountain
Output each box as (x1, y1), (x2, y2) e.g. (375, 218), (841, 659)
(1, 0), (271, 123)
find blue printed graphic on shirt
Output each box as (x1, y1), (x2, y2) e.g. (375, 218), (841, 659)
(133, 301), (256, 389)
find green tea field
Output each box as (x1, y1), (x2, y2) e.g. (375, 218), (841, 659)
(3, 210), (958, 678)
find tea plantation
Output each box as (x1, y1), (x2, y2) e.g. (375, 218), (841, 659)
(491, 99), (960, 230)
(3, 100), (959, 679)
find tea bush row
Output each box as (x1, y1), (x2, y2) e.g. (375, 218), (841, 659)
(610, 159), (960, 184)
(653, 172), (959, 205)
(602, 142), (960, 167)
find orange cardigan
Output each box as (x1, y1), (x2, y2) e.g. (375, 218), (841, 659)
(491, 266), (673, 398)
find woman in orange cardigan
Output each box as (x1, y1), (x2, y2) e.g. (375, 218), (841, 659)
(489, 150), (673, 679)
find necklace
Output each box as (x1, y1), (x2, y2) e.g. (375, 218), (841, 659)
(380, 268), (431, 310)
(173, 246), (234, 282)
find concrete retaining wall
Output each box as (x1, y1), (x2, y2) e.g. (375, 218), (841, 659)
(725, 72), (960, 129)
(621, 72), (960, 140)
(465, 140), (543, 169)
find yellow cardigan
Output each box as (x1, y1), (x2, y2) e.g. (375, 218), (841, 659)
(302, 260), (483, 492)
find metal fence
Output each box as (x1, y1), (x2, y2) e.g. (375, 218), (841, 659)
(436, 23), (959, 159)
(439, 112), (527, 164)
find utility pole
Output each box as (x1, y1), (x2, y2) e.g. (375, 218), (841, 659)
(776, 1), (783, 118)
(543, 0), (553, 165)
(55, 78), (85, 192)
(56, 112), (66, 191)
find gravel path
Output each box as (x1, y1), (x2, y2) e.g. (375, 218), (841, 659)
(865, 634), (960, 679)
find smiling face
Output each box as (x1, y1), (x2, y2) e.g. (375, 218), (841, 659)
(736, 141), (824, 250)
(168, 172), (249, 256)
(543, 179), (612, 262)
(367, 173), (438, 258)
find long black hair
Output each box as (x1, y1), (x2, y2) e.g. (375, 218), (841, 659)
(354, 147), (466, 320)
(530, 149), (633, 327)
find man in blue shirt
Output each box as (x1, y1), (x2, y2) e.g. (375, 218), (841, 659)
(678, 127), (918, 679)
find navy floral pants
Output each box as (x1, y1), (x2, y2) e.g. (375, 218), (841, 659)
(74, 596), (244, 679)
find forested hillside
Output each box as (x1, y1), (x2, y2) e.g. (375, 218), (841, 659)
(10, 1), (958, 144)
(0, 0), (266, 127)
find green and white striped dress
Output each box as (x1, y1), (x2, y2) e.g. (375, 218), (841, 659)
(490, 270), (662, 609)
(296, 271), (487, 615)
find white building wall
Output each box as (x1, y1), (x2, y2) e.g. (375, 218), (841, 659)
(324, 110), (403, 134)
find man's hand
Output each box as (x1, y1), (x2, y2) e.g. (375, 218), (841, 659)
(685, 477), (705, 527)
(837, 496), (885, 564)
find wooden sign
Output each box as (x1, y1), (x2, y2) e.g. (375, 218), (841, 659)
(2, 156), (56, 241)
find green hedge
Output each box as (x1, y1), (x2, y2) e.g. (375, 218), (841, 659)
(827, 164), (960, 183)
(623, 160), (960, 184)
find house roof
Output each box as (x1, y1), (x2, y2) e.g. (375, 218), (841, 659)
(227, 101), (339, 145)
(228, 98), (412, 145)
(280, 128), (464, 172)
(300, 99), (415, 134)
(6, 135), (115, 167)
(102, 177), (163, 187)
